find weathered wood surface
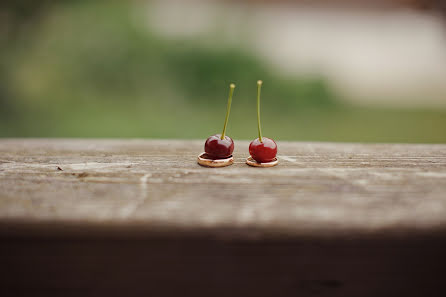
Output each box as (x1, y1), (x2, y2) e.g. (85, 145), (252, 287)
(1, 139), (446, 236)
(1, 139), (446, 297)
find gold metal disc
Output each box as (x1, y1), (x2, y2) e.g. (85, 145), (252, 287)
(246, 156), (278, 167)
(197, 152), (234, 168)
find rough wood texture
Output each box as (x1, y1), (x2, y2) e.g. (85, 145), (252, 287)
(1, 139), (446, 297)
(1, 139), (446, 236)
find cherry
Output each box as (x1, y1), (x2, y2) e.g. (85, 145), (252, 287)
(205, 134), (234, 159)
(204, 83), (236, 159)
(249, 80), (278, 163)
(249, 137), (277, 163)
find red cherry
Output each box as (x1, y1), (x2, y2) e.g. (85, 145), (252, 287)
(205, 134), (234, 159)
(249, 137), (277, 163)
(203, 84), (235, 160)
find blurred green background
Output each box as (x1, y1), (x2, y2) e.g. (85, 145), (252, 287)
(1, 1), (445, 142)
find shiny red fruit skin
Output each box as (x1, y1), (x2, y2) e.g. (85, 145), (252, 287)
(249, 137), (277, 163)
(205, 134), (234, 159)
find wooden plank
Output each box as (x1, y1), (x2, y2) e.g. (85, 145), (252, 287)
(1, 139), (446, 236)
(1, 139), (446, 297)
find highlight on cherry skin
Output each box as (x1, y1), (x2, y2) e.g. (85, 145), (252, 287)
(204, 83), (236, 159)
(249, 80), (278, 163)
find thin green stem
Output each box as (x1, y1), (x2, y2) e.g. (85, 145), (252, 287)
(221, 83), (235, 139)
(257, 80), (263, 142)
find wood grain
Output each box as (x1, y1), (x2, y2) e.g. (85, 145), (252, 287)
(1, 139), (446, 297)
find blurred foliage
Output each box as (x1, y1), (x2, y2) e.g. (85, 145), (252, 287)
(1, 1), (445, 143)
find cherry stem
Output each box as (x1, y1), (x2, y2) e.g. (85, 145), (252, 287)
(257, 80), (263, 142)
(221, 83), (235, 139)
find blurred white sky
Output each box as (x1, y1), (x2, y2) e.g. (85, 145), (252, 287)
(147, 0), (446, 108)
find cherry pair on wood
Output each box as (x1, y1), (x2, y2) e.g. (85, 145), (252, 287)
(197, 81), (278, 168)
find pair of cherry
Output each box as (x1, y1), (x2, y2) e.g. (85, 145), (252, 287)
(200, 81), (277, 167)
